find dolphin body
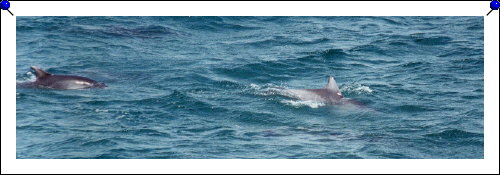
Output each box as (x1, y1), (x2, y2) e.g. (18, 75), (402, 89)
(284, 76), (362, 106)
(18, 66), (107, 89)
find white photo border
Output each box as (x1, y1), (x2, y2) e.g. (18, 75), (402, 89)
(2, 1), (498, 174)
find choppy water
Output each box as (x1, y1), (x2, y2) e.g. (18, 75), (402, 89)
(16, 16), (484, 159)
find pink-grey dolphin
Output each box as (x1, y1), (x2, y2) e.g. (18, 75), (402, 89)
(19, 66), (107, 90)
(285, 76), (362, 106)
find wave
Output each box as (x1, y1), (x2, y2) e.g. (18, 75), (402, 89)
(395, 104), (437, 112)
(245, 36), (330, 47)
(107, 25), (178, 37)
(297, 48), (350, 60)
(120, 128), (171, 137)
(448, 57), (483, 65)
(213, 47), (352, 82)
(70, 24), (182, 39)
(424, 129), (483, 140)
(133, 90), (215, 111)
(349, 44), (388, 56)
(177, 16), (262, 32)
(213, 61), (296, 82)
(412, 35), (453, 46)
(437, 47), (483, 58)
(360, 16), (409, 26)
(395, 61), (432, 72)
(80, 138), (118, 147)
(231, 110), (282, 126)
(316, 48), (349, 59)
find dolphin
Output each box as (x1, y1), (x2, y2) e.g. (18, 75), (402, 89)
(18, 66), (107, 89)
(284, 75), (362, 106)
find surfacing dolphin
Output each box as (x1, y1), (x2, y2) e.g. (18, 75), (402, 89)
(284, 75), (362, 106)
(17, 66), (107, 90)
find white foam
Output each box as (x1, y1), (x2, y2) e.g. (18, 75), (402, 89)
(340, 84), (373, 94)
(355, 86), (373, 93)
(72, 24), (105, 30)
(95, 109), (109, 113)
(16, 72), (36, 83)
(249, 83), (261, 90)
(280, 100), (326, 108)
(248, 83), (289, 96)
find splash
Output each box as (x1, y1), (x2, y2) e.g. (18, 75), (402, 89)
(280, 100), (326, 108)
(16, 71), (36, 83)
(248, 83), (289, 96)
(340, 84), (373, 94)
(95, 109), (109, 113)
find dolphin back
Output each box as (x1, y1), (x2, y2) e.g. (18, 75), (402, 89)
(28, 66), (106, 90)
(40, 75), (106, 89)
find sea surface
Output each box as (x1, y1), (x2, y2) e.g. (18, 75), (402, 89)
(16, 16), (484, 159)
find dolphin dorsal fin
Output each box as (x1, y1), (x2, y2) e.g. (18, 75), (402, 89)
(31, 66), (52, 78)
(325, 75), (341, 93)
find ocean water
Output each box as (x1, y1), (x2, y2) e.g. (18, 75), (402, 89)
(16, 16), (484, 159)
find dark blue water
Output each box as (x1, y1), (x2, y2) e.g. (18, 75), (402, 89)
(16, 16), (484, 159)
